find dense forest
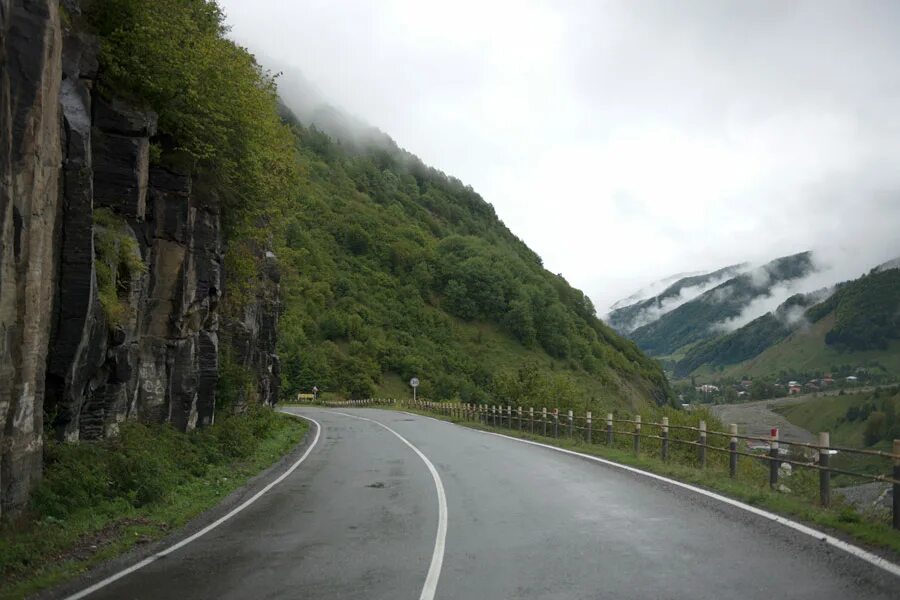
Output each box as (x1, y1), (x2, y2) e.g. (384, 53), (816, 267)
(274, 118), (670, 406)
(808, 268), (900, 351)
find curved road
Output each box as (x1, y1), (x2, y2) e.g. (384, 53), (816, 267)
(68, 408), (897, 599)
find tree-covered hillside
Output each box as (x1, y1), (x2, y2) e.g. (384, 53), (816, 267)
(274, 118), (670, 408)
(630, 252), (815, 356)
(807, 268), (900, 351)
(672, 292), (824, 376)
(677, 268), (900, 380)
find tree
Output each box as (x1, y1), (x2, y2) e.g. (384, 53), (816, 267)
(863, 411), (886, 446)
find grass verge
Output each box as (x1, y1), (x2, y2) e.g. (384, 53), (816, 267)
(0, 407), (307, 600)
(380, 404), (900, 558)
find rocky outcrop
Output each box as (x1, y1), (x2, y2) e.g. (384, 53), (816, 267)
(0, 1), (281, 517)
(0, 0), (63, 519)
(222, 251), (281, 407)
(46, 61), (224, 440)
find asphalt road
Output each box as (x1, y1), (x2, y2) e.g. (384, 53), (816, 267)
(69, 407), (898, 600)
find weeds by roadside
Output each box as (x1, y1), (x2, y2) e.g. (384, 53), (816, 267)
(0, 408), (307, 600)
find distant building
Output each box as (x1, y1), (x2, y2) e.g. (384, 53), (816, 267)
(789, 385), (802, 395)
(846, 375), (859, 383)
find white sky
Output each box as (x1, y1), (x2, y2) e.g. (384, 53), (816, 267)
(218, 0), (900, 314)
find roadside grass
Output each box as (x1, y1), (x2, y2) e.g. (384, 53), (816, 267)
(375, 404), (900, 558)
(0, 408), (307, 600)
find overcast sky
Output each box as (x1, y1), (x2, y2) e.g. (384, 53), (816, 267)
(218, 0), (900, 314)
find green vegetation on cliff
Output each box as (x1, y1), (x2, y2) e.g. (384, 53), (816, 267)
(84, 0), (670, 408)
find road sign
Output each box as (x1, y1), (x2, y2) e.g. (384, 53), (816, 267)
(410, 377), (419, 388)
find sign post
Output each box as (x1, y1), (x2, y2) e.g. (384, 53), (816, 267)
(410, 377), (419, 403)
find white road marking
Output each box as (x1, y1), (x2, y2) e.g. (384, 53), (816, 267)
(330, 410), (448, 600)
(476, 428), (900, 579)
(64, 414), (322, 600)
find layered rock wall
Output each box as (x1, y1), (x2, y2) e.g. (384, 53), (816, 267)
(0, 0), (281, 518)
(0, 0), (63, 519)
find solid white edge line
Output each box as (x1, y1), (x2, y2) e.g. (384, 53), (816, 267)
(64, 414), (323, 600)
(330, 410), (448, 600)
(474, 427), (900, 579)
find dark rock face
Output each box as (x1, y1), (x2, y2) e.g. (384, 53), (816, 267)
(0, 1), (281, 516)
(0, 0), (63, 520)
(223, 252), (281, 408)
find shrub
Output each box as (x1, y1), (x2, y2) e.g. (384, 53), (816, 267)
(30, 409), (285, 518)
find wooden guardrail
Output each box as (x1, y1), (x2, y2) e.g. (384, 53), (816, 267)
(328, 398), (900, 530)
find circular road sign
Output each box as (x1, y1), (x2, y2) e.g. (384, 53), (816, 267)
(410, 377), (420, 388)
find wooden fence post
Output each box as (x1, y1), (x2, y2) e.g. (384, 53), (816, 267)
(633, 415), (641, 455)
(518, 406), (523, 431)
(568, 410), (574, 438)
(586, 411), (592, 444)
(729, 423), (738, 478)
(542, 408), (548, 436)
(893, 439), (899, 530)
(698, 420), (707, 468)
(553, 409), (559, 438)
(661, 417), (669, 461)
(769, 428), (780, 489)
(607, 413), (613, 446)
(818, 432), (830, 507)
(529, 407), (534, 433)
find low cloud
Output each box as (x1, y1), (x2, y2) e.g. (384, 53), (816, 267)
(708, 248), (887, 333)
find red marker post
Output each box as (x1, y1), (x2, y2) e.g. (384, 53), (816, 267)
(769, 427), (780, 489)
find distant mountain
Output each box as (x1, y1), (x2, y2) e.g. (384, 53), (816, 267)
(628, 251), (816, 356)
(676, 267), (900, 378)
(608, 271), (704, 312)
(875, 257), (900, 272)
(607, 264), (747, 333)
(672, 289), (829, 377)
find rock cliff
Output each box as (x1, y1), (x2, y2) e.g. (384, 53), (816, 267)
(0, 0), (281, 518)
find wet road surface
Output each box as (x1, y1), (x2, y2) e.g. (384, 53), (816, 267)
(70, 407), (899, 600)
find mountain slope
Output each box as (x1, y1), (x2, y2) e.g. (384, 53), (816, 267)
(672, 291), (826, 376)
(697, 268), (900, 379)
(629, 252), (815, 356)
(606, 264), (746, 333)
(274, 117), (671, 409)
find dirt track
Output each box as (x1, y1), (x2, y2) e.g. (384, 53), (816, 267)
(709, 396), (816, 444)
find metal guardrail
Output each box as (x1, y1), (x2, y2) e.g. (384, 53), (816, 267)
(321, 398), (900, 530)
